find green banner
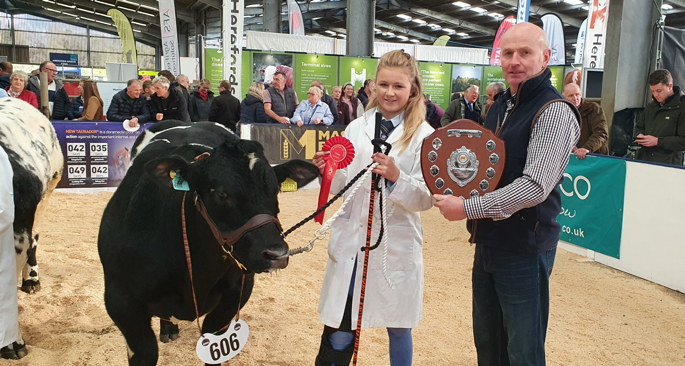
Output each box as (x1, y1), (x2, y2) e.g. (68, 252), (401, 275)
(558, 156), (626, 258)
(204, 48), (223, 94)
(241, 51), (252, 98)
(549, 66), (565, 92)
(294, 54), (339, 101)
(420, 62), (452, 110)
(338, 57), (378, 92)
(483, 66), (508, 89)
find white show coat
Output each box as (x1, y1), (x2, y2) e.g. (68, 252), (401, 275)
(0, 147), (19, 348)
(318, 107), (434, 330)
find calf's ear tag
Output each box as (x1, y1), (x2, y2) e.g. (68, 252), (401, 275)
(171, 170), (190, 191)
(196, 319), (249, 364)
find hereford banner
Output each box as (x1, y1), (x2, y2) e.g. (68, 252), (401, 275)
(583, 0), (610, 69)
(558, 155), (626, 258)
(240, 123), (346, 164)
(223, 0), (245, 98)
(52, 122), (147, 188)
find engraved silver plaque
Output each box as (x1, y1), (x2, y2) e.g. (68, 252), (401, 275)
(444, 188), (453, 195)
(470, 189), (479, 198)
(489, 153), (499, 165)
(435, 178), (445, 190)
(428, 151), (438, 162)
(447, 146), (479, 187)
(430, 165), (439, 177)
(479, 179), (489, 191)
(486, 139), (496, 152)
(447, 129), (483, 138)
(432, 138), (443, 150)
(486, 167), (496, 179)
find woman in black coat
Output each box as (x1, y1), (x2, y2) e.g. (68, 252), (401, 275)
(240, 82), (267, 124)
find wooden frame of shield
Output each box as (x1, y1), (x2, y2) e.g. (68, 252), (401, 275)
(420, 119), (506, 198)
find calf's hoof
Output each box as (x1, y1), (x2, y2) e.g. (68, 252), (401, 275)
(1, 341), (28, 359)
(159, 323), (179, 343)
(20, 279), (41, 294)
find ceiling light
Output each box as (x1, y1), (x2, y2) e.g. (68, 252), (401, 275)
(563, 0), (583, 5)
(325, 30), (336, 35)
(428, 23), (441, 29)
(397, 14), (412, 20)
(312, 17), (323, 20)
(374, 28), (382, 33)
(456, 32), (469, 37)
(131, 20), (146, 26)
(662, 4), (673, 10)
(56, 2), (76, 9)
(452, 1), (470, 8)
(443, 28), (456, 34)
(412, 19), (427, 25)
(132, 29), (141, 33)
(384, 32), (396, 38)
(93, 0), (110, 5)
(488, 13), (504, 19)
(137, 10), (156, 17)
(410, 39), (420, 43)
(139, 4), (158, 11)
(470, 7), (487, 13)
(45, 7), (61, 13)
(581, 5), (589, 10)
(397, 35), (408, 40)
(338, 34), (346, 38)
(246, 4), (260, 8)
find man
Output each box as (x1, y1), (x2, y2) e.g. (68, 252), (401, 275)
(148, 76), (190, 122)
(563, 83), (610, 159)
(27, 61), (70, 120)
(107, 79), (150, 128)
(634, 69), (685, 165)
(356, 79), (374, 108)
(208, 80), (241, 131)
(433, 22), (579, 366)
(441, 85), (482, 126)
(482, 82), (506, 120)
(263, 71), (298, 124)
(176, 74), (190, 91)
(189, 79), (215, 122)
(0, 62), (12, 89)
(311, 80), (339, 125)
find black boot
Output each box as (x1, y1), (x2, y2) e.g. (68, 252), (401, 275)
(315, 326), (353, 366)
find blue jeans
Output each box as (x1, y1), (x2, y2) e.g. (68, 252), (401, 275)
(328, 261), (413, 366)
(472, 245), (556, 366)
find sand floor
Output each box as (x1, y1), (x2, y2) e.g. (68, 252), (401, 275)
(1, 189), (684, 366)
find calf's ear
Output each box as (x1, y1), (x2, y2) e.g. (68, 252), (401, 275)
(145, 156), (194, 190)
(272, 160), (320, 188)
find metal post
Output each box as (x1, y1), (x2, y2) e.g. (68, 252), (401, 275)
(263, 0), (282, 33)
(346, 0), (375, 57)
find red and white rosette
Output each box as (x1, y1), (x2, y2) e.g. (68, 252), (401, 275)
(316, 136), (355, 224)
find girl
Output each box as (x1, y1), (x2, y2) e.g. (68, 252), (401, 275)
(338, 83), (365, 125)
(311, 50), (434, 366)
(74, 80), (103, 121)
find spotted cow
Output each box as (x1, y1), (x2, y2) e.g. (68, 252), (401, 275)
(0, 98), (63, 359)
(98, 121), (319, 366)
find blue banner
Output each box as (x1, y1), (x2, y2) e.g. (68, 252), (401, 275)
(558, 155), (626, 258)
(49, 52), (79, 66)
(52, 122), (147, 188)
(516, 0), (531, 23)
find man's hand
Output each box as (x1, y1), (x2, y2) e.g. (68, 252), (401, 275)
(312, 151), (329, 175)
(129, 117), (139, 128)
(574, 147), (589, 159)
(312, 118), (322, 125)
(279, 116), (291, 124)
(635, 134), (658, 147)
(433, 194), (466, 221)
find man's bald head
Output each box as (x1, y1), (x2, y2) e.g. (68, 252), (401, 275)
(500, 22), (551, 94)
(563, 83), (582, 107)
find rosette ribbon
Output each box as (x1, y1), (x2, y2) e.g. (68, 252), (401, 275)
(315, 136), (355, 224)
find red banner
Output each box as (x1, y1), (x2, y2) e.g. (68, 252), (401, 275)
(489, 16), (515, 66)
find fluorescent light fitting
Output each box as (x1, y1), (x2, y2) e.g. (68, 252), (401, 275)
(311, 17), (323, 20)
(428, 23), (441, 29)
(456, 32), (469, 37)
(139, 4), (158, 11)
(662, 4), (673, 10)
(138, 10), (156, 17)
(374, 28), (381, 32)
(131, 20), (146, 26)
(581, 5), (588, 10)
(452, 1), (470, 8)
(397, 35), (408, 40)
(412, 18), (427, 25)
(470, 7), (487, 13)
(488, 13), (504, 19)
(56, 2), (76, 9)
(396, 14), (412, 20)
(93, 0), (111, 5)
(45, 8), (61, 13)
(338, 34), (346, 38)
(384, 32), (396, 37)
(324, 30), (336, 35)
(246, 4), (260, 7)
(410, 39), (420, 43)
(443, 28), (456, 34)
(563, 0), (583, 5)
(81, 17), (96, 22)
(117, 0), (138, 5)
(132, 29), (141, 33)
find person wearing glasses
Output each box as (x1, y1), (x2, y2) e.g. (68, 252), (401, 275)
(27, 61), (70, 120)
(290, 87), (334, 126)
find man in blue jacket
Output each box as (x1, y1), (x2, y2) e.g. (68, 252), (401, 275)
(106, 79), (150, 126)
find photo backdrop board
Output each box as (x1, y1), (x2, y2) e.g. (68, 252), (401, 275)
(294, 54), (339, 101)
(338, 57), (378, 92)
(450, 65), (482, 96)
(251, 52), (294, 89)
(419, 62), (452, 110)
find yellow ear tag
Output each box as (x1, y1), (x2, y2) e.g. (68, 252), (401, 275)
(280, 177), (298, 192)
(169, 170), (177, 179)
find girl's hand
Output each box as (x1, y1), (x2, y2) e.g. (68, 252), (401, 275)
(371, 152), (400, 182)
(312, 151), (329, 174)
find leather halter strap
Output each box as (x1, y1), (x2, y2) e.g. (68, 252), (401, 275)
(192, 192), (282, 258)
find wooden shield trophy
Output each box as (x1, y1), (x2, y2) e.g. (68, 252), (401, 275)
(421, 119), (506, 198)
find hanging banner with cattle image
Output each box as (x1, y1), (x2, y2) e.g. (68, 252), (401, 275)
(52, 122), (147, 188)
(558, 155), (626, 258)
(241, 123), (346, 164)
